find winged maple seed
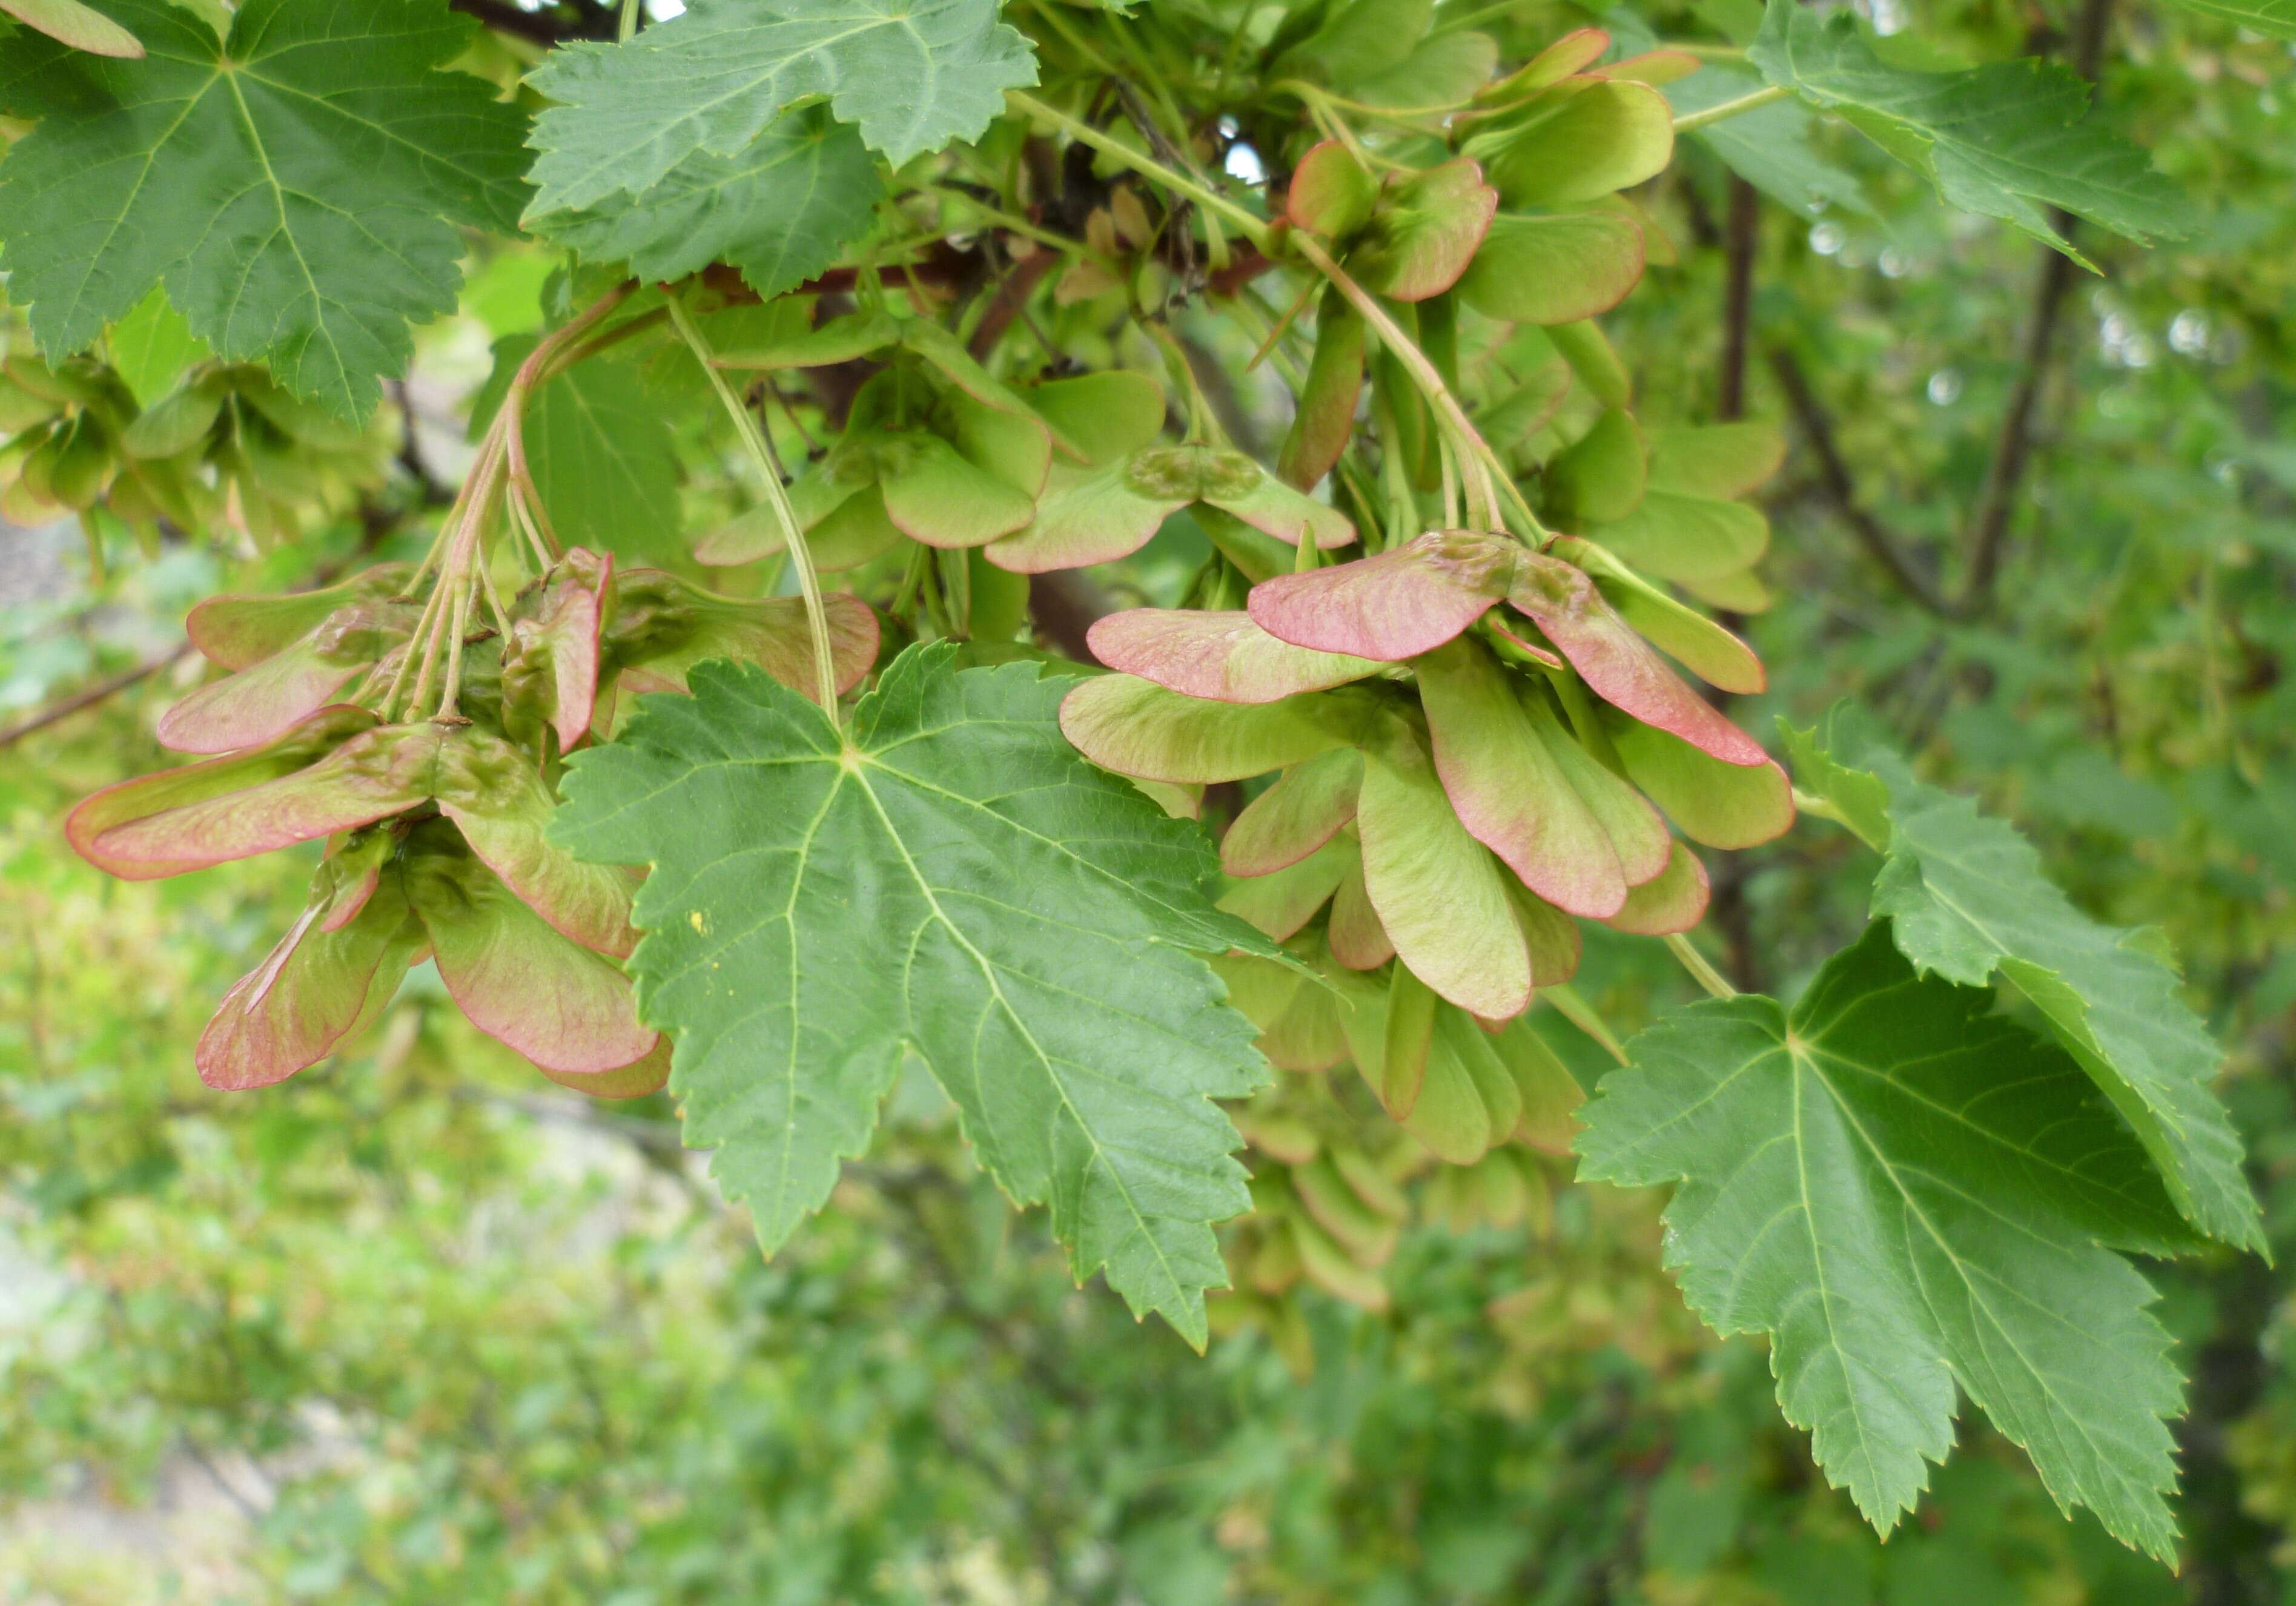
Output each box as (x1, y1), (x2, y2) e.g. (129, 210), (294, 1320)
(67, 544), (882, 1096)
(1064, 529), (1790, 1026)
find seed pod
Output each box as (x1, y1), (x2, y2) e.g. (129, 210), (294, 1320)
(1290, 1154), (1400, 1266)
(68, 705), (380, 879)
(1349, 159), (1498, 303)
(1087, 607), (1382, 704)
(1286, 1209), (1389, 1310)
(398, 821), (656, 1075)
(158, 598), (420, 753)
(196, 833), (425, 1091)
(0, 376), (59, 433)
(502, 547), (612, 752)
(988, 442), (1352, 574)
(1218, 833), (1352, 943)
(186, 566), (419, 669)
(123, 371), (230, 458)
(600, 568), (880, 705)
(538, 1035), (672, 1100)
(1278, 288), (1364, 492)
(1220, 748), (1363, 876)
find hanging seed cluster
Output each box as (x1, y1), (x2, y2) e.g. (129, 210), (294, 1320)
(68, 549), (876, 1098)
(0, 353), (391, 552)
(60, 26), (1787, 1203)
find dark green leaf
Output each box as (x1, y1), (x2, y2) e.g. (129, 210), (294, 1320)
(553, 644), (1274, 1346)
(1578, 922), (2189, 1558)
(1785, 704), (2262, 1252)
(524, 0), (1036, 215)
(1748, 0), (2194, 264)
(0, 0), (530, 419)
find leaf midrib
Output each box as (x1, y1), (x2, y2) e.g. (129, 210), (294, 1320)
(1793, 1033), (2137, 1519)
(845, 750), (1191, 1315)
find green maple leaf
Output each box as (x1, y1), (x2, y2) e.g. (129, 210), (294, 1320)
(1747, 0), (2194, 266)
(532, 108), (882, 299)
(1667, 62), (1877, 221)
(0, 0), (529, 421)
(1577, 922), (2189, 1558)
(552, 645), (1272, 1346)
(523, 0), (1036, 217)
(1785, 704), (2262, 1254)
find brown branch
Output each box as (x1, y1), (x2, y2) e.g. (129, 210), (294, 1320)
(1717, 178), (1759, 422)
(1957, 246), (2079, 607)
(1767, 348), (1954, 617)
(446, 0), (616, 44)
(1707, 175), (1763, 992)
(1959, 0), (2114, 610)
(1770, 0), (2114, 619)
(967, 249), (1058, 360)
(0, 643), (191, 750)
(1111, 80), (1198, 282)
(1028, 571), (1116, 664)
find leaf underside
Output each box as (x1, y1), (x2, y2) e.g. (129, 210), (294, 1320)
(530, 107), (884, 299)
(1576, 922), (2188, 1559)
(1787, 704), (2262, 1254)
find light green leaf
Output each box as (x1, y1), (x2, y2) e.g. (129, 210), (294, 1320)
(531, 107), (882, 299)
(105, 286), (207, 408)
(553, 645), (1274, 1346)
(524, 0), (1036, 216)
(2157, 0), (2295, 36)
(1577, 922), (2191, 1558)
(1667, 61), (1877, 221)
(1785, 704), (2263, 1253)
(0, 0), (531, 420)
(1748, 0), (2195, 264)
(472, 337), (683, 565)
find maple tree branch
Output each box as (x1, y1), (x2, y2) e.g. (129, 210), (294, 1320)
(1028, 570), (1116, 663)
(1707, 175), (1764, 993)
(967, 248), (1058, 360)
(1767, 346), (1954, 617)
(1718, 177), (1758, 422)
(1959, 0), (2113, 611)
(448, 0), (617, 44)
(1957, 245), (2080, 609)
(0, 643), (191, 750)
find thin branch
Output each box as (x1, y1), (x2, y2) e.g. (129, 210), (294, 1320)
(1768, 0), (2114, 619)
(1028, 571), (1116, 663)
(446, 0), (617, 44)
(1707, 175), (1764, 993)
(1671, 84), (1788, 133)
(1958, 246), (2080, 607)
(1766, 347), (1954, 616)
(1959, 0), (2114, 610)
(1718, 178), (1758, 423)
(0, 643), (191, 749)
(966, 249), (1058, 360)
